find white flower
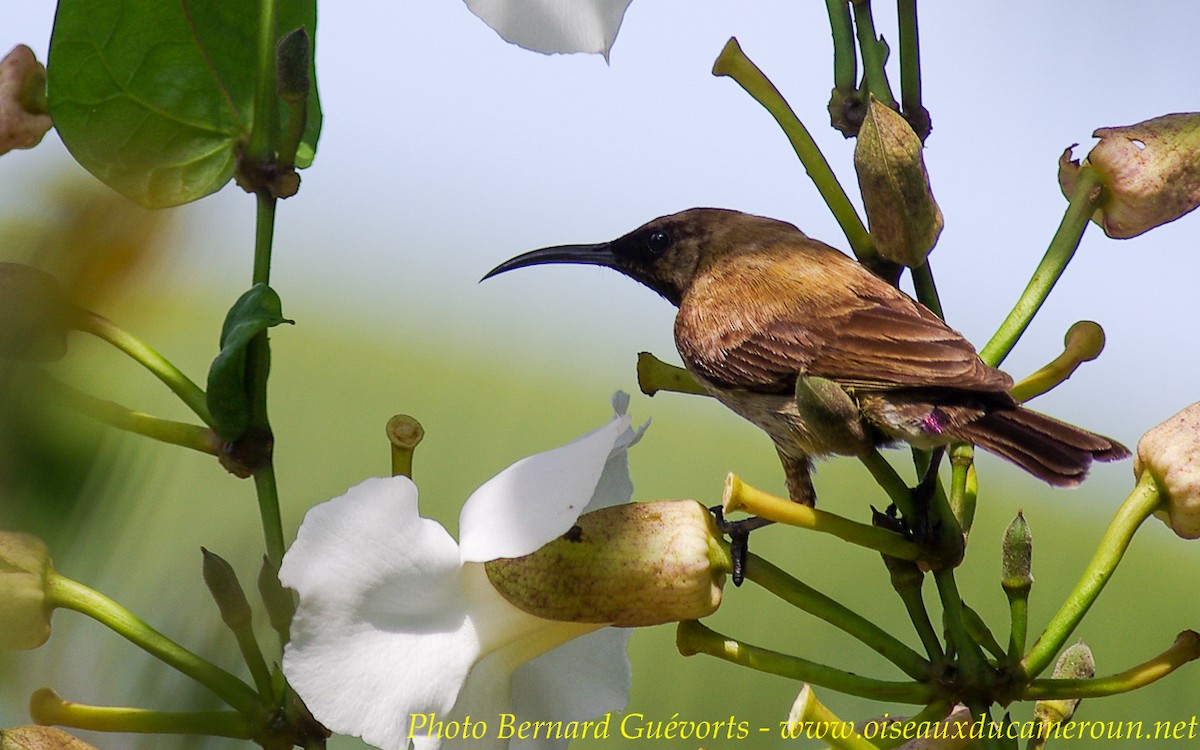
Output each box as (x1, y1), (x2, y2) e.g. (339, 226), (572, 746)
(462, 0), (634, 60)
(280, 394), (644, 750)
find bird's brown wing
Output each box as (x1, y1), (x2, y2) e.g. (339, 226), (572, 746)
(677, 285), (1012, 396)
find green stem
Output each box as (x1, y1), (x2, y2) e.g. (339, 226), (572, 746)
(46, 575), (264, 716)
(962, 605), (1005, 662)
(745, 554), (930, 680)
(254, 467), (286, 572)
(933, 569), (989, 681)
(1021, 474), (1162, 678)
(676, 620), (933, 703)
(29, 689), (253, 739)
(825, 0), (857, 92)
(851, 1), (896, 108)
(910, 262), (943, 319)
(77, 313), (213, 427)
(968, 703), (1004, 750)
(894, 582), (944, 662)
(1006, 590), (1029, 669)
(250, 191), (285, 569)
(38, 376), (217, 455)
(712, 38), (876, 265)
(979, 168), (1105, 367)
(948, 442), (977, 534)
(247, 0), (279, 164)
(896, 0), (928, 138)
(1023, 630), (1200, 699)
(858, 448), (918, 521)
(725, 476), (923, 560)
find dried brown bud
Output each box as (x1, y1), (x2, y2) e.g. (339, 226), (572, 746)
(1059, 113), (1200, 238)
(1135, 402), (1200, 538)
(0, 726), (98, 750)
(0, 46), (51, 155)
(855, 98), (943, 267)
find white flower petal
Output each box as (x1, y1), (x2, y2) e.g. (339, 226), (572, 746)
(462, 0), (634, 59)
(280, 477), (477, 750)
(512, 628), (631, 721)
(419, 564), (602, 750)
(459, 396), (638, 562)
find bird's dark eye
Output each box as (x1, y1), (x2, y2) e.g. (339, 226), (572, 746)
(646, 229), (672, 254)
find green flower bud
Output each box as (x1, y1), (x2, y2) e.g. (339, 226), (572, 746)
(0, 532), (54, 650)
(0, 45), (51, 155)
(1059, 113), (1200, 238)
(0, 726), (98, 750)
(1001, 511), (1033, 593)
(1134, 402), (1200, 538)
(275, 27), (311, 104)
(1035, 641), (1095, 729)
(0, 263), (74, 361)
(485, 500), (728, 627)
(855, 97), (944, 267)
(201, 548), (252, 631)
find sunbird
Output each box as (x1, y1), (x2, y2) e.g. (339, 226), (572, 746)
(485, 208), (1128, 504)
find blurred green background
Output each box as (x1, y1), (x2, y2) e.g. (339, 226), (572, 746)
(4, 1), (1200, 748)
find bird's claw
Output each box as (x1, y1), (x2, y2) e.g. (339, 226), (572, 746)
(709, 506), (773, 586)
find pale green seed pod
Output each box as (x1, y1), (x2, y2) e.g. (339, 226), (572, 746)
(1059, 112), (1200, 239)
(1035, 641), (1095, 730)
(1135, 402), (1200, 539)
(855, 98), (943, 267)
(485, 500), (728, 627)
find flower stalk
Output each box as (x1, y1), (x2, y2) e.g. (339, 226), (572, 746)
(712, 37), (876, 266)
(1020, 473), (1162, 678)
(723, 474), (922, 560)
(1023, 631), (1200, 700)
(29, 689), (253, 739)
(676, 620), (933, 703)
(979, 167), (1105, 368)
(46, 573), (264, 716)
(744, 553), (931, 680)
(76, 312), (214, 427)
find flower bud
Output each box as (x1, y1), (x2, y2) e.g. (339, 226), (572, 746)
(0, 532), (54, 650)
(0, 726), (98, 750)
(485, 500), (727, 627)
(275, 27), (311, 104)
(855, 97), (943, 267)
(201, 548), (252, 631)
(1059, 113), (1200, 238)
(0, 263), (74, 361)
(0, 45), (51, 155)
(1001, 511), (1033, 593)
(1134, 402), (1200, 538)
(1035, 641), (1095, 731)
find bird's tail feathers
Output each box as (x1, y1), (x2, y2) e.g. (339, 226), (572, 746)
(957, 408), (1129, 487)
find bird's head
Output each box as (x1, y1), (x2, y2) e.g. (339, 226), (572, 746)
(482, 208), (804, 306)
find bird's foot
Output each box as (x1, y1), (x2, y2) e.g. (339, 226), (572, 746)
(709, 506), (774, 586)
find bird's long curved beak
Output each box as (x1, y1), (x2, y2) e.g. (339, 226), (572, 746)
(481, 243), (617, 281)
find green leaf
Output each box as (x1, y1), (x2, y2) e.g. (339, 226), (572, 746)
(206, 284), (292, 441)
(47, 0), (321, 208)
